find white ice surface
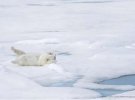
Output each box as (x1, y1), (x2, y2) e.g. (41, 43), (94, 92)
(0, 0), (135, 99)
(0, 65), (100, 100)
(3, 62), (77, 86)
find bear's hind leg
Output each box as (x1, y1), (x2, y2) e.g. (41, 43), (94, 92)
(11, 47), (26, 56)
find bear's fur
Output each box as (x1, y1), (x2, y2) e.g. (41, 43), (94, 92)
(11, 47), (56, 66)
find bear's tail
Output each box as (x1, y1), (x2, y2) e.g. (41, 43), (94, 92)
(11, 47), (26, 56)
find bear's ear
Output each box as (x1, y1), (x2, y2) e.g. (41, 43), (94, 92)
(48, 52), (53, 55)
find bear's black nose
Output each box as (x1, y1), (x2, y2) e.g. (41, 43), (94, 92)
(54, 55), (56, 60)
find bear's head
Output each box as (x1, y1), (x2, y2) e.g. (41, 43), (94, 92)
(38, 52), (56, 66)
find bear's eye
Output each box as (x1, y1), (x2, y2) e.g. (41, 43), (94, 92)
(48, 52), (53, 55)
(46, 58), (49, 61)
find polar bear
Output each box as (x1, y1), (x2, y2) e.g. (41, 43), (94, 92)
(11, 47), (56, 66)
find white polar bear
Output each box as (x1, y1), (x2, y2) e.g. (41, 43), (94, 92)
(11, 47), (56, 66)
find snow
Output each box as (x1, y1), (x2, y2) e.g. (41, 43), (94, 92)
(0, 0), (135, 99)
(4, 62), (77, 86)
(0, 65), (100, 99)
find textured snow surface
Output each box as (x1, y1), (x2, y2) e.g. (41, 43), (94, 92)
(0, 0), (135, 99)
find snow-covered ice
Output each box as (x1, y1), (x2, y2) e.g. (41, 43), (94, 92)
(0, 0), (135, 99)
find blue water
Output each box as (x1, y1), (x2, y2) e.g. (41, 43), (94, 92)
(49, 74), (135, 97)
(96, 74), (135, 97)
(100, 74), (135, 85)
(49, 80), (76, 87)
(94, 89), (127, 97)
